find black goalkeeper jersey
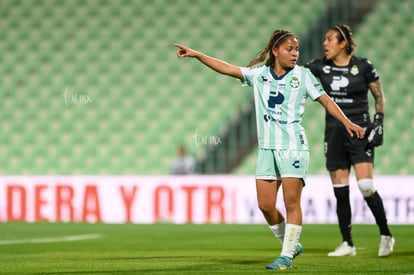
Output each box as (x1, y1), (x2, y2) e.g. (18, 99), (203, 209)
(305, 56), (379, 126)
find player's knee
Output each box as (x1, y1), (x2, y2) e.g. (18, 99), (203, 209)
(357, 179), (376, 197)
(257, 200), (275, 214)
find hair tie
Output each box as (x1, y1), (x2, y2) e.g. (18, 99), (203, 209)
(335, 25), (349, 51)
(272, 32), (294, 48)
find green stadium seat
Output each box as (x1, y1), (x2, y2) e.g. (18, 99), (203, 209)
(2, 0), (409, 175)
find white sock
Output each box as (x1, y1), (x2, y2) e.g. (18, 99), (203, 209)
(268, 221), (285, 244)
(281, 223), (302, 258)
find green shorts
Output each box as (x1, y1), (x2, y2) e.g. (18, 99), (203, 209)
(255, 148), (309, 182)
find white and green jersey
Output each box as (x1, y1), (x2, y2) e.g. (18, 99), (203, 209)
(241, 65), (325, 150)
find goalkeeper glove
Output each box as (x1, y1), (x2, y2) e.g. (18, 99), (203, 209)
(366, 112), (384, 148)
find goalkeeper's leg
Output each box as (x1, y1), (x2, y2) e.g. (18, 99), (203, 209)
(355, 163), (394, 257)
(358, 178), (392, 235)
(333, 184), (354, 246)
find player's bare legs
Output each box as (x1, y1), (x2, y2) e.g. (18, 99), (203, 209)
(256, 178), (303, 225)
(257, 178), (303, 270)
(256, 179), (283, 225)
(281, 178), (303, 225)
(353, 162), (372, 180)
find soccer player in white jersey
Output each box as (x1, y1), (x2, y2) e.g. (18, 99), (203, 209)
(174, 29), (364, 270)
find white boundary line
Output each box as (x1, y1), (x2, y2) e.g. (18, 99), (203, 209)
(0, 233), (103, 245)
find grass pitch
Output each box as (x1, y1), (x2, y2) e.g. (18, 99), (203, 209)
(0, 223), (413, 274)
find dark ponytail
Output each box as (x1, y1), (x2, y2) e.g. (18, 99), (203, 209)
(334, 24), (356, 55)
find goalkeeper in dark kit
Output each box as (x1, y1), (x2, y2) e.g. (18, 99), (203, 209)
(305, 24), (394, 257)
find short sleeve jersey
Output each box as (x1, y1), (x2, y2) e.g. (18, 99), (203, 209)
(240, 65), (325, 150)
(305, 56), (379, 125)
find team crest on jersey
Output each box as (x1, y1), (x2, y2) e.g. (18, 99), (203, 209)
(350, 65), (359, 76)
(323, 65), (331, 74)
(290, 76), (300, 88)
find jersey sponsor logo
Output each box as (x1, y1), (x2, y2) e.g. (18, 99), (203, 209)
(265, 90), (286, 123)
(330, 75), (349, 91)
(333, 98), (353, 103)
(267, 90), (285, 108)
(263, 114), (287, 124)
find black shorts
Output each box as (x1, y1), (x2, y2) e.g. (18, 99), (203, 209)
(324, 125), (374, 171)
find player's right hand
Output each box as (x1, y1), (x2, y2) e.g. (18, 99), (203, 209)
(174, 43), (198, 58)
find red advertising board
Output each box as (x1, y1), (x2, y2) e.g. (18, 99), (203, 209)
(1, 176), (413, 224)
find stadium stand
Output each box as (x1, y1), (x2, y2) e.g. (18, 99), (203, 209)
(0, 0), (412, 175)
(355, 0), (414, 174)
(0, 0), (326, 174)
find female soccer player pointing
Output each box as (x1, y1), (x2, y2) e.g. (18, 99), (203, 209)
(174, 30), (364, 270)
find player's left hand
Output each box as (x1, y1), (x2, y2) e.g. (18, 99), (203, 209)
(366, 112), (384, 148)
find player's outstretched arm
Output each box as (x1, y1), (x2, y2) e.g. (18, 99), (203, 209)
(317, 94), (365, 139)
(174, 43), (243, 80)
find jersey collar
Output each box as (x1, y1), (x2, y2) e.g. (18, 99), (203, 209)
(269, 66), (294, 80)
